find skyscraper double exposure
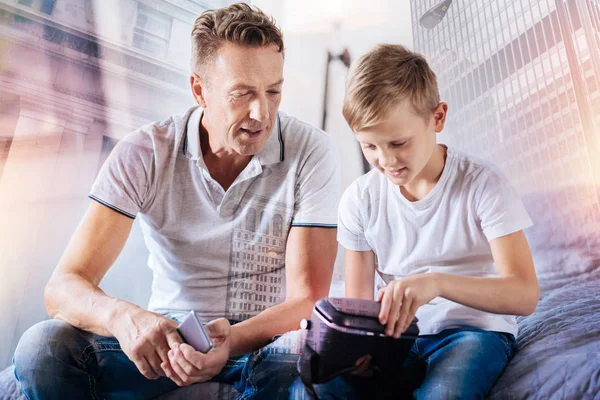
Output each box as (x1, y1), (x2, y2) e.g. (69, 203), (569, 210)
(412, 0), (600, 251)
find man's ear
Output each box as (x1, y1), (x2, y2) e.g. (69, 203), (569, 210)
(433, 102), (448, 133)
(190, 72), (208, 108)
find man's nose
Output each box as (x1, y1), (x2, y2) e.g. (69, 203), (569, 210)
(249, 93), (269, 122)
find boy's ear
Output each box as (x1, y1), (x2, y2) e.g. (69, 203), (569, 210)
(190, 72), (208, 108)
(433, 102), (448, 133)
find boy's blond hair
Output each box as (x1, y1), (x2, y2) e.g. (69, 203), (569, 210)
(190, 3), (284, 75)
(342, 44), (440, 132)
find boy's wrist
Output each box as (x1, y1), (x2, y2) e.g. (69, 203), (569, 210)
(430, 272), (445, 298)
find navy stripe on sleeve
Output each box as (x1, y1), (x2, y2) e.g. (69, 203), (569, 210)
(88, 195), (137, 219)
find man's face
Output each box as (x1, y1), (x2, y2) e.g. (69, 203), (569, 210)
(192, 42), (284, 156)
(355, 100), (447, 188)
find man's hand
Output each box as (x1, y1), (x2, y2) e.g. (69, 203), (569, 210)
(109, 306), (183, 381)
(165, 318), (231, 386)
(377, 274), (440, 338)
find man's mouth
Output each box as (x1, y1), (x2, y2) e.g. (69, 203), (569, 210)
(240, 127), (264, 136)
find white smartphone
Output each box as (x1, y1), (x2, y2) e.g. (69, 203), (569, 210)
(176, 310), (213, 353)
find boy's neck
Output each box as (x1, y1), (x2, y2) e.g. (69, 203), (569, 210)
(400, 144), (447, 202)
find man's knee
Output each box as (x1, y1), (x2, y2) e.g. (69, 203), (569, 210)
(13, 319), (83, 380)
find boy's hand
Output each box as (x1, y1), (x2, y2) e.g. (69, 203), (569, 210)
(377, 273), (440, 338)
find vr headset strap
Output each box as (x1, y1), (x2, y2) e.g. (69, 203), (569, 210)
(298, 343), (320, 398)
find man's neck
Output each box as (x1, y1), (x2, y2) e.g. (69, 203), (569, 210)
(199, 116), (252, 191)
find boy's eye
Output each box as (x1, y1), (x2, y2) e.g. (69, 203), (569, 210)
(362, 144), (376, 150)
(391, 141), (408, 147)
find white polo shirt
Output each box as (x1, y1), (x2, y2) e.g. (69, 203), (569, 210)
(337, 145), (532, 337)
(90, 106), (340, 322)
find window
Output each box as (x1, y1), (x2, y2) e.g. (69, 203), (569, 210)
(17, 0), (55, 15)
(133, 4), (172, 59)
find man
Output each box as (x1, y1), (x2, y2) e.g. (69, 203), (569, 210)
(13, 3), (340, 399)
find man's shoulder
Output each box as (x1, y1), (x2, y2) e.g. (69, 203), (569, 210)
(119, 107), (193, 155)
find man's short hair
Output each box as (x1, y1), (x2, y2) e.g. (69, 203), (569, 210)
(190, 3), (284, 74)
(342, 44), (440, 132)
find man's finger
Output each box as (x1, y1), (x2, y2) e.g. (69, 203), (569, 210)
(161, 361), (183, 386)
(168, 349), (191, 385)
(204, 318), (228, 337)
(146, 353), (165, 378)
(172, 344), (198, 376)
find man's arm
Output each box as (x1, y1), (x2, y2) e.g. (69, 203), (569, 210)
(45, 201), (133, 335)
(228, 226), (338, 356)
(165, 226), (338, 385)
(45, 201), (184, 382)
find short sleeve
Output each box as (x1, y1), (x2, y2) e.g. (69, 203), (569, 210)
(89, 132), (154, 219)
(291, 135), (340, 228)
(337, 182), (371, 251)
(476, 167), (533, 241)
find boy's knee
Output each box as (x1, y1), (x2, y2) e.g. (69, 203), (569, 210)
(13, 319), (82, 379)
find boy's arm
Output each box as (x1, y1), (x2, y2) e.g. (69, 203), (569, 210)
(379, 230), (539, 337)
(436, 229), (539, 314)
(345, 249), (376, 299)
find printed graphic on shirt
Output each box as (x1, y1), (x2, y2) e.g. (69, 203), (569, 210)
(226, 194), (292, 321)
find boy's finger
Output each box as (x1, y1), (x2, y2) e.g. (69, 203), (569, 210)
(386, 287), (404, 335)
(378, 287), (393, 324)
(394, 297), (412, 338)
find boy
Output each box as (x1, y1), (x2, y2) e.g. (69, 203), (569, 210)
(325, 44), (538, 399)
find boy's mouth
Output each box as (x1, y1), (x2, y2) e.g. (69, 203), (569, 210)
(386, 167), (406, 177)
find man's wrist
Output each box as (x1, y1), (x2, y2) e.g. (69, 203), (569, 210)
(103, 297), (136, 336)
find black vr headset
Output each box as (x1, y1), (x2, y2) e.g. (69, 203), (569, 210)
(297, 298), (419, 396)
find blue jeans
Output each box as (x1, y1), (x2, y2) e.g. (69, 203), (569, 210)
(13, 319), (301, 400)
(290, 327), (518, 400)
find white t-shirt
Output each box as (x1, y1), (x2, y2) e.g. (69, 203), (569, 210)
(90, 106), (340, 322)
(337, 145), (532, 336)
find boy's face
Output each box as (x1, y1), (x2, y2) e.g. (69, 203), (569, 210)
(355, 100), (447, 187)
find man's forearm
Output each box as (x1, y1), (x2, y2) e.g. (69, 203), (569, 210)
(228, 297), (315, 357)
(45, 273), (137, 337)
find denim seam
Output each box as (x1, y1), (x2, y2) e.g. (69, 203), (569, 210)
(79, 342), (122, 400)
(238, 351), (263, 400)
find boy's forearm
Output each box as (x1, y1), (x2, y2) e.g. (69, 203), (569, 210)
(434, 272), (539, 316)
(45, 273), (136, 337)
(228, 297), (314, 357)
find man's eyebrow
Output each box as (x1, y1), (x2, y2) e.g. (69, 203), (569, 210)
(229, 79), (284, 91)
(268, 79), (284, 87)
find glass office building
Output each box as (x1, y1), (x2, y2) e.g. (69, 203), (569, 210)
(411, 0), (600, 251)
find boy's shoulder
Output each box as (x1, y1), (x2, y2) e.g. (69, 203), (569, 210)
(447, 146), (506, 186)
(343, 168), (386, 201)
